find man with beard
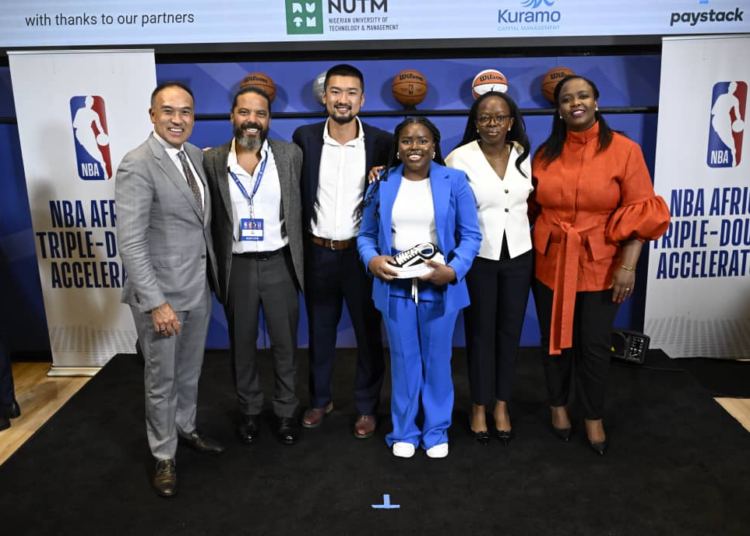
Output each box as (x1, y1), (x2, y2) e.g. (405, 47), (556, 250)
(204, 86), (304, 446)
(293, 64), (392, 439)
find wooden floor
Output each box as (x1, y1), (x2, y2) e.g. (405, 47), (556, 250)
(1, 362), (749, 467)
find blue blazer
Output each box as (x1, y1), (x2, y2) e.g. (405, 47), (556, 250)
(358, 161), (482, 320)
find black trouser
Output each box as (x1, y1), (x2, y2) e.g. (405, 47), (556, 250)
(0, 333), (14, 411)
(533, 279), (619, 420)
(304, 242), (384, 415)
(463, 250), (533, 405)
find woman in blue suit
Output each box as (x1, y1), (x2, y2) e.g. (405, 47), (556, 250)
(358, 117), (481, 459)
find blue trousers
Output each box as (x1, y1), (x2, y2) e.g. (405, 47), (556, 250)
(383, 296), (458, 450)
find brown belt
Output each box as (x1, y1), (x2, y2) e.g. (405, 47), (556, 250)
(309, 235), (356, 251)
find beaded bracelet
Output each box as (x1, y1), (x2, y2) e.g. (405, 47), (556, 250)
(620, 264), (635, 272)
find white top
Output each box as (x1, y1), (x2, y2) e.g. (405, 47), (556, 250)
(152, 131), (205, 203)
(391, 177), (438, 252)
(310, 117), (367, 240)
(445, 140), (533, 260)
(227, 138), (287, 253)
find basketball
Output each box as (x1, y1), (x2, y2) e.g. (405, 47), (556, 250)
(541, 67), (576, 103)
(471, 69), (508, 99)
(733, 119), (745, 133)
(312, 70), (327, 106)
(240, 72), (277, 103)
(96, 133), (109, 146)
(392, 69), (428, 107)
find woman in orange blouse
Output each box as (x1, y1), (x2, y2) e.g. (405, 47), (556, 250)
(529, 75), (670, 455)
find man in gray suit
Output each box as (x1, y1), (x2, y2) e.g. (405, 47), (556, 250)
(203, 86), (304, 446)
(116, 82), (224, 498)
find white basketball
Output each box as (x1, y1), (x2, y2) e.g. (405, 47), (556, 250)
(312, 71), (327, 106)
(471, 69), (508, 99)
(732, 119), (745, 133)
(97, 133), (109, 146)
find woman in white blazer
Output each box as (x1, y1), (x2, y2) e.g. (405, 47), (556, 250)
(445, 91), (534, 446)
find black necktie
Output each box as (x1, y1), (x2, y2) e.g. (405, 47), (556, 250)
(177, 150), (204, 220)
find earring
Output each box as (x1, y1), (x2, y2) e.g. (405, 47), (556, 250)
(596, 106), (599, 111)
(432, 152), (436, 159)
(397, 152), (400, 160)
(559, 115), (563, 119)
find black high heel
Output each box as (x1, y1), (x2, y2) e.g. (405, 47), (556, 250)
(470, 429), (491, 446)
(589, 439), (608, 456)
(552, 425), (572, 442)
(7, 400), (21, 419)
(495, 429), (514, 446)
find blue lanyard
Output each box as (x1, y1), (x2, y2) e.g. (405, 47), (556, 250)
(228, 153), (268, 207)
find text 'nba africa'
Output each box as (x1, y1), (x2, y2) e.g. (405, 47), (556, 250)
(652, 188), (750, 280)
(34, 199), (125, 289)
(670, 7), (743, 26)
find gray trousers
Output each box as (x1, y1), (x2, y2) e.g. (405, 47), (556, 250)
(225, 248), (299, 418)
(131, 283), (212, 461)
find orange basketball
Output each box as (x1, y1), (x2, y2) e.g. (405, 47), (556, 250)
(240, 72), (276, 103)
(392, 70), (428, 107)
(541, 67), (575, 103)
(472, 69), (508, 99)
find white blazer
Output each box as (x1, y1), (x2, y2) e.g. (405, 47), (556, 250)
(445, 140), (533, 260)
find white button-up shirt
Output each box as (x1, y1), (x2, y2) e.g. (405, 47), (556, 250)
(310, 117), (367, 240)
(446, 140), (533, 260)
(227, 138), (287, 253)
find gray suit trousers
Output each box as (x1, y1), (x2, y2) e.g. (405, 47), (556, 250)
(131, 283), (212, 460)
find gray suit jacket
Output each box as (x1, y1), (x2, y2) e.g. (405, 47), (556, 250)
(203, 138), (304, 304)
(116, 134), (219, 312)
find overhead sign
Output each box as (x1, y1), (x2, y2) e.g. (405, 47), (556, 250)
(2, 0), (748, 49)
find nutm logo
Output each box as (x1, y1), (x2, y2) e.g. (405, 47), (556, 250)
(286, 0), (324, 34)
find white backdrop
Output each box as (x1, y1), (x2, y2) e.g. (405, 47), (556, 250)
(9, 50), (155, 372)
(646, 35), (750, 359)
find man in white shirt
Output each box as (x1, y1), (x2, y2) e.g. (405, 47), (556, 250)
(203, 87), (305, 447)
(116, 82), (223, 498)
(293, 64), (392, 439)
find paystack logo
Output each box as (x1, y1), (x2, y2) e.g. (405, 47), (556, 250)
(670, 0), (744, 27)
(70, 95), (112, 180)
(707, 81), (747, 168)
(286, 0), (324, 34)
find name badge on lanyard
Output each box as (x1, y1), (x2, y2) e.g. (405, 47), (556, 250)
(230, 155), (268, 242)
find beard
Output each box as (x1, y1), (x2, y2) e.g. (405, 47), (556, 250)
(328, 104), (356, 125)
(234, 121), (267, 150)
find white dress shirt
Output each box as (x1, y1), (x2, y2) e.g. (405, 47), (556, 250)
(391, 177), (438, 252)
(445, 140), (533, 260)
(152, 131), (205, 203)
(227, 138), (287, 253)
(310, 117), (367, 240)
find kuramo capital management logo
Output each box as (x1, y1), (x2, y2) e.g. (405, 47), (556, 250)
(69, 95), (112, 180)
(707, 81), (747, 168)
(498, 0), (561, 31)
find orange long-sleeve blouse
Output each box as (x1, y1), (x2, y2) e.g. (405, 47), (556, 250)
(529, 122), (670, 355)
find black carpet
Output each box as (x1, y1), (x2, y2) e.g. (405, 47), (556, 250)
(2, 348), (750, 535)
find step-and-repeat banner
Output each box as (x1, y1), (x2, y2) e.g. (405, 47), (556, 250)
(8, 50), (154, 372)
(646, 35), (750, 359)
(1, 0), (748, 48)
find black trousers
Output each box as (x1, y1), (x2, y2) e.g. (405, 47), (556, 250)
(225, 248), (300, 418)
(0, 333), (15, 410)
(463, 250), (533, 405)
(533, 279), (619, 420)
(304, 241), (384, 415)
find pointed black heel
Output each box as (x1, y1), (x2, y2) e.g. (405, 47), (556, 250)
(495, 429), (514, 446)
(552, 425), (572, 442)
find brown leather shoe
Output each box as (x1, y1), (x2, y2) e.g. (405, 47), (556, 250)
(353, 414), (377, 439)
(301, 402), (333, 429)
(153, 459), (177, 498)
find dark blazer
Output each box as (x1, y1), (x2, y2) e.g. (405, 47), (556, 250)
(203, 138), (305, 304)
(292, 120), (393, 233)
(357, 161), (482, 321)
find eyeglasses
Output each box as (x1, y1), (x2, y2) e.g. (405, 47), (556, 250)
(476, 115), (511, 126)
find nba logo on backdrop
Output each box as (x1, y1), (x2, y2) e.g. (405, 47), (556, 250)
(70, 95), (112, 180)
(707, 81), (747, 168)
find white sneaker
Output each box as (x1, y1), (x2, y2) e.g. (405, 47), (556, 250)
(425, 443), (449, 459)
(392, 442), (416, 458)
